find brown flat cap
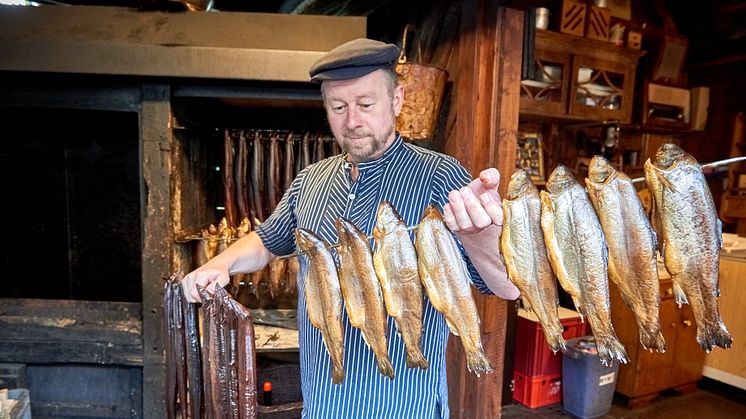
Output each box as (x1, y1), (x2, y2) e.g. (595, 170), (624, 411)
(309, 38), (400, 83)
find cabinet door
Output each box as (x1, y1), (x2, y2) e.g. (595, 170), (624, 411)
(519, 48), (570, 119)
(568, 55), (636, 123)
(669, 301), (706, 387)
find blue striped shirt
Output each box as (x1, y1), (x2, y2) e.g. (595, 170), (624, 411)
(256, 135), (492, 419)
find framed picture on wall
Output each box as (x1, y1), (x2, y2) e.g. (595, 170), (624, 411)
(517, 130), (545, 183)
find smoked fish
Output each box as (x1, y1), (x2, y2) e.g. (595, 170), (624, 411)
(501, 169), (565, 352)
(414, 205), (493, 375)
(586, 155), (666, 352)
(372, 200), (429, 369)
(295, 228), (346, 383)
(644, 143), (732, 352)
(336, 217), (395, 379)
(541, 165), (628, 366)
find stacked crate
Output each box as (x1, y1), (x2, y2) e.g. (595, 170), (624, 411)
(512, 306), (587, 408)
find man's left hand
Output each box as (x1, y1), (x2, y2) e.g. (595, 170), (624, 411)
(443, 168), (503, 234)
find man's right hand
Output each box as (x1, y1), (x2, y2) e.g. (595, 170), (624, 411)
(181, 264), (231, 303)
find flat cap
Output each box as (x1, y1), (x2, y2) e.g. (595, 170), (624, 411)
(309, 38), (400, 83)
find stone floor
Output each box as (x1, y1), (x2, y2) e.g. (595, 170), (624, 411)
(501, 378), (746, 419)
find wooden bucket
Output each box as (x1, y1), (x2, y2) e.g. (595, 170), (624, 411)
(395, 25), (449, 141)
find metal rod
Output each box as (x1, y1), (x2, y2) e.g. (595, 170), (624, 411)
(630, 156), (746, 184)
(276, 225), (419, 260)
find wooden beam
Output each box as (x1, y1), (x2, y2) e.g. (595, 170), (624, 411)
(446, 1), (523, 417)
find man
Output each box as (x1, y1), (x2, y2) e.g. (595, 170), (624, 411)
(182, 37), (519, 418)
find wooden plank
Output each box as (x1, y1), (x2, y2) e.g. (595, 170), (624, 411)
(0, 298), (141, 321)
(0, 342), (142, 366)
(0, 6), (366, 82)
(140, 84), (173, 419)
(446, 2), (524, 417)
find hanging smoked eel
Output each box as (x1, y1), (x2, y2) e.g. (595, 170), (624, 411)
(314, 131), (325, 163)
(230, 218), (251, 298)
(212, 289), (231, 418)
(251, 131), (266, 222)
(235, 130), (250, 221)
(197, 285), (219, 419)
(212, 286), (237, 418)
(284, 131), (295, 192)
(301, 131), (312, 170)
(164, 279), (177, 419)
(331, 135), (341, 156)
(223, 129), (239, 228)
(171, 281), (189, 419)
(267, 132), (283, 212)
(179, 274), (204, 419)
(228, 297), (258, 419)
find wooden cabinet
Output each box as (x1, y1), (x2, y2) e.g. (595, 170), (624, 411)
(610, 271), (706, 408)
(520, 30), (643, 123)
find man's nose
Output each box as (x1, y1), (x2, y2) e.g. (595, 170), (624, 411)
(345, 108), (362, 129)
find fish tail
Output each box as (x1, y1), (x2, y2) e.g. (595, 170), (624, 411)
(545, 332), (567, 353)
(597, 336), (629, 366)
(331, 365), (345, 384)
(466, 350), (494, 375)
(377, 357), (396, 379)
(699, 322), (733, 352)
(405, 350), (430, 370)
(639, 329), (667, 353)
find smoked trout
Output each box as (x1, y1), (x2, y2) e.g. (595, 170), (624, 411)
(541, 165), (628, 366)
(372, 201), (429, 370)
(414, 205), (493, 375)
(644, 143), (732, 351)
(501, 170), (565, 352)
(586, 156), (666, 352)
(336, 217), (395, 379)
(295, 228), (346, 383)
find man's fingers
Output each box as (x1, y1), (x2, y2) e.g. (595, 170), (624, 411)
(479, 191), (504, 226)
(459, 187), (492, 229)
(479, 168), (501, 189)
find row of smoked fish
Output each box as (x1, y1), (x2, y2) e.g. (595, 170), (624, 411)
(503, 143), (732, 367)
(164, 273), (259, 419)
(192, 129), (340, 309)
(298, 201), (494, 384)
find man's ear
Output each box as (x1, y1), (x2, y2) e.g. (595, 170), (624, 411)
(393, 85), (404, 116)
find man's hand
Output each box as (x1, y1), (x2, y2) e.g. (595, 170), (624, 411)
(181, 264), (231, 303)
(443, 168), (503, 234)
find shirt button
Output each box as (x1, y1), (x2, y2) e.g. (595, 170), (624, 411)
(348, 193), (356, 200)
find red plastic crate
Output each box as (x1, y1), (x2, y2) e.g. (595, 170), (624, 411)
(512, 371), (562, 408)
(514, 307), (586, 377)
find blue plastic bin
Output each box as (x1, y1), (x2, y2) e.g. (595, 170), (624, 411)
(561, 336), (619, 418)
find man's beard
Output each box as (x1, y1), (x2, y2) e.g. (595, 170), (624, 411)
(340, 112), (396, 163)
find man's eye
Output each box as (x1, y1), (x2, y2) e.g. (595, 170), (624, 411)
(332, 105), (346, 113)
(360, 103), (374, 110)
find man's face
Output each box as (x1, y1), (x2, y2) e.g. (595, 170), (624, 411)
(322, 70), (404, 164)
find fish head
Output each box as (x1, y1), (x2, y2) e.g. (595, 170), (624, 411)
(654, 143), (697, 169)
(335, 217), (360, 243)
(295, 228), (327, 252)
(507, 169), (538, 200)
(420, 204), (444, 222)
(545, 165), (579, 194)
(587, 155), (616, 184)
(375, 200), (405, 234)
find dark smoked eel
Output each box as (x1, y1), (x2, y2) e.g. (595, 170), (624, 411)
(223, 129), (238, 228)
(171, 281), (189, 419)
(251, 131), (266, 222)
(215, 286), (240, 418)
(284, 131), (295, 193)
(314, 132), (325, 163)
(301, 131), (312, 170)
(180, 276), (204, 419)
(164, 279), (176, 419)
(226, 295), (258, 419)
(235, 130), (250, 221)
(197, 285), (217, 419)
(268, 132), (282, 212)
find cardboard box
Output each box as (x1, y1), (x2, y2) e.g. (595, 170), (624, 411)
(586, 5), (611, 41)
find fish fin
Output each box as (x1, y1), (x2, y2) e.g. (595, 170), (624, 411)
(698, 321), (733, 352)
(655, 169), (677, 193)
(406, 350), (430, 370)
(465, 349), (494, 375)
(545, 332), (566, 353)
(713, 322), (733, 350)
(597, 336), (629, 366)
(377, 357), (396, 379)
(639, 329), (667, 353)
(331, 365), (345, 384)
(672, 278), (688, 307)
